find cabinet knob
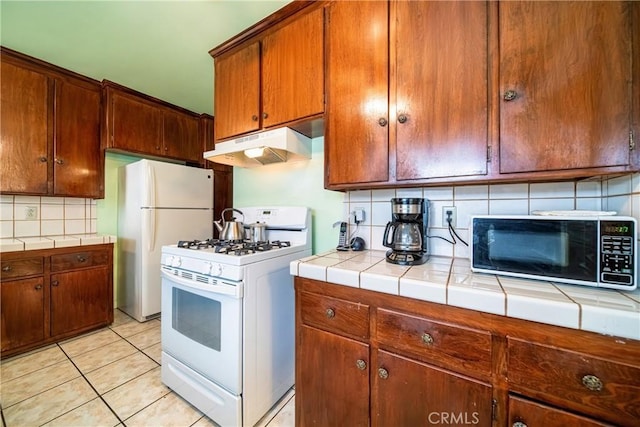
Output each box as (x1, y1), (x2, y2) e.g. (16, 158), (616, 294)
(164, 146), (169, 151)
(2, 265), (11, 272)
(55, 158), (64, 165)
(39, 157), (48, 163)
(503, 90), (518, 101)
(512, 422), (527, 427)
(51, 280), (59, 286)
(35, 285), (43, 290)
(582, 374), (603, 391)
(421, 333), (434, 345)
(325, 308), (335, 319)
(378, 367), (389, 379)
(155, 145), (161, 150)
(252, 115), (259, 122)
(397, 114), (408, 124)
(262, 112), (269, 119)
(378, 117), (388, 127)
(76, 255), (87, 263)
(356, 359), (367, 370)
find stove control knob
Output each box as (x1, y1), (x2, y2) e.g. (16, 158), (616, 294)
(211, 263), (223, 277)
(171, 256), (182, 267)
(202, 262), (212, 275)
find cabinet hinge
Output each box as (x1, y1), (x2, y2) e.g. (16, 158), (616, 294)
(487, 146), (492, 162)
(491, 398), (497, 421)
(630, 131), (635, 151)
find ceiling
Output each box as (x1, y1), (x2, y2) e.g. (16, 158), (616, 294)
(0, 0), (291, 115)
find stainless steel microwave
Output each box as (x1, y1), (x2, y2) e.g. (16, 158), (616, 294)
(470, 215), (637, 290)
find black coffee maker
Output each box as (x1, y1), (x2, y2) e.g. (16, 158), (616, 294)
(383, 198), (429, 265)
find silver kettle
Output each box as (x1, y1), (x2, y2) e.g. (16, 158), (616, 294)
(214, 208), (245, 241)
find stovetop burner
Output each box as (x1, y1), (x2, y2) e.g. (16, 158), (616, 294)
(176, 239), (291, 255)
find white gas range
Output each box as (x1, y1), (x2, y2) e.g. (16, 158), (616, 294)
(160, 206), (311, 427)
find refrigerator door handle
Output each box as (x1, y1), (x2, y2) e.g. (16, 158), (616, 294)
(149, 208), (156, 251)
(147, 162), (156, 208)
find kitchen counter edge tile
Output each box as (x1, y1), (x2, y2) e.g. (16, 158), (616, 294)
(290, 249), (640, 341)
(0, 234), (117, 252)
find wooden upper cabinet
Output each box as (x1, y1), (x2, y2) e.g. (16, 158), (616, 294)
(107, 87), (163, 155)
(54, 79), (102, 197)
(325, 0), (390, 186)
(214, 42), (261, 140)
(0, 48), (104, 198)
(213, 6), (324, 142)
(104, 81), (202, 164)
(395, 1), (488, 181)
(262, 7), (324, 128)
(325, 1), (488, 188)
(162, 109), (200, 162)
(499, 1), (632, 174)
(0, 59), (50, 194)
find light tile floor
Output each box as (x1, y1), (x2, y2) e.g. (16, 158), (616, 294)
(0, 309), (294, 427)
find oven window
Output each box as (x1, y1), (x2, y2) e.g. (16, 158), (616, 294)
(172, 287), (221, 351)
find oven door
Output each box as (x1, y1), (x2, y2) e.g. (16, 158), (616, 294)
(161, 269), (242, 395)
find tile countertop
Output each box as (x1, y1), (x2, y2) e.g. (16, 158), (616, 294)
(0, 234), (117, 252)
(290, 249), (640, 341)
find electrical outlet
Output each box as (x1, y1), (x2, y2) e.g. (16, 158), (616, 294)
(442, 206), (456, 227)
(25, 206), (38, 220)
(353, 208), (365, 224)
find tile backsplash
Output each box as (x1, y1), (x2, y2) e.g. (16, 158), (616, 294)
(0, 195), (97, 238)
(341, 174), (640, 258)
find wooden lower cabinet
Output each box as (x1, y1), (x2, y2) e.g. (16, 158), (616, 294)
(295, 277), (640, 427)
(0, 277), (46, 352)
(297, 326), (369, 426)
(50, 266), (112, 337)
(508, 395), (609, 427)
(0, 244), (113, 357)
(373, 350), (492, 427)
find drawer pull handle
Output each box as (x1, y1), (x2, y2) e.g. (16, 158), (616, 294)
(356, 359), (367, 370)
(51, 280), (59, 286)
(77, 256), (87, 263)
(512, 422), (528, 427)
(421, 333), (434, 345)
(582, 374), (603, 391)
(378, 367), (389, 379)
(2, 265), (11, 272)
(325, 308), (335, 319)
(35, 285), (43, 290)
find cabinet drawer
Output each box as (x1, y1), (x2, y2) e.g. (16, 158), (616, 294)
(1, 257), (44, 280)
(508, 338), (640, 425)
(509, 395), (610, 427)
(299, 291), (369, 341)
(51, 249), (109, 272)
(376, 308), (492, 378)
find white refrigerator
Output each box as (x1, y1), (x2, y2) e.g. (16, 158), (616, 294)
(117, 159), (214, 322)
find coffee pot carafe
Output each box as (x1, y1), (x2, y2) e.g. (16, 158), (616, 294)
(383, 198), (429, 265)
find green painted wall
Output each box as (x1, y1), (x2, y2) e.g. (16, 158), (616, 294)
(233, 137), (344, 254)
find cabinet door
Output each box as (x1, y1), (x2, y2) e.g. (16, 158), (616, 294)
(54, 78), (103, 198)
(109, 90), (163, 155)
(0, 59), (50, 194)
(214, 42), (260, 140)
(395, 1), (488, 180)
(262, 8), (324, 128)
(509, 395), (609, 427)
(373, 350), (493, 427)
(1, 278), (46, 353)
(325, 0), (389, 186)
(163, 109), (200, 162)
(296, 326), (369, 427)
(50, 266), (111, 337)
(499, 1), (631, 174)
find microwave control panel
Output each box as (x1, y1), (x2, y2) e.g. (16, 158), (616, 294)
(600, 220), (635, 287)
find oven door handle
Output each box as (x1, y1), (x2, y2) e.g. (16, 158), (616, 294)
(161, 269), (243, 299)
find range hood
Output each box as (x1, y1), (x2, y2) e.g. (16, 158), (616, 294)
(204, 127), (312, 168)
